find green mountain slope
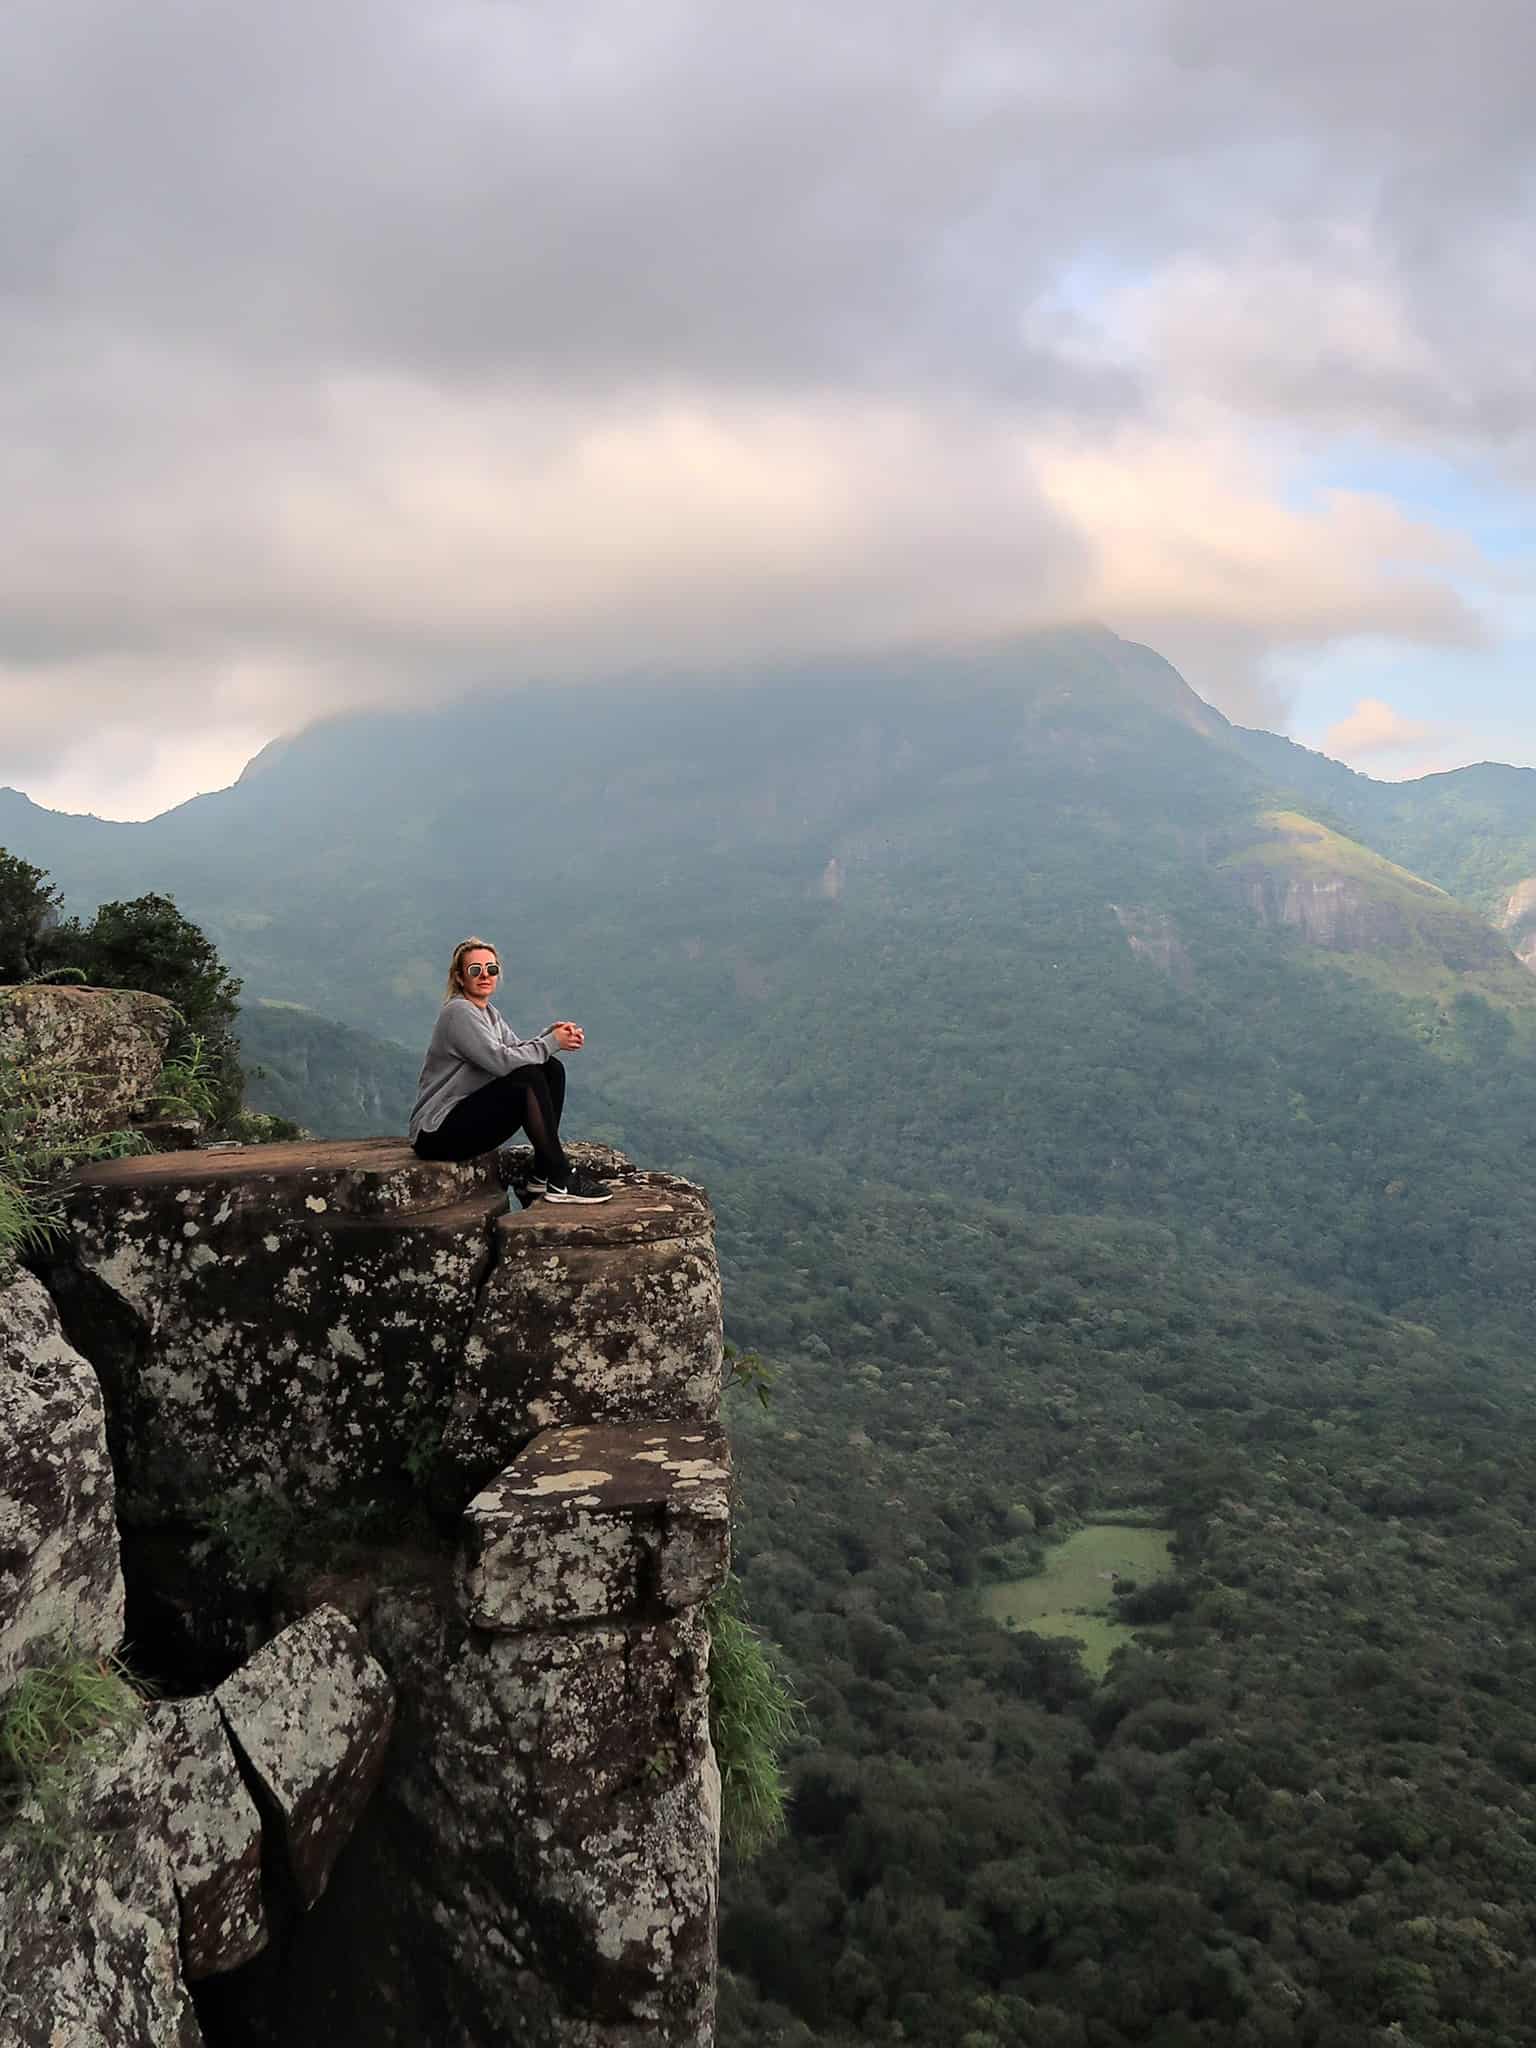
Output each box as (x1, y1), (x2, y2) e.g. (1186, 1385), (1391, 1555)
(237, 1001), (418, 1137)
(1215, 808), (1536, 1008)
(1234, 724), (1536, 917)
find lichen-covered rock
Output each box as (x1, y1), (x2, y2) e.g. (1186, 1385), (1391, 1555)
(462, 1422), (730, 1631)
(368, 1588), (720, 2046)
(22, 1137), (728, 2046)
(215, 1604), (395, 1908)
(441, 1174), (722, 1501)
(0, 983), (177, 1141)
(0, 1271), (125, 1690)
(147, 1694), (267, 1978)
(0, 1719), (204, 2047)
(52, 1140), (502, 1512)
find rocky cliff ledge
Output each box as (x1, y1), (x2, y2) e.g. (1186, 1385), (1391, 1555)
(3, 1126), (728, 2048)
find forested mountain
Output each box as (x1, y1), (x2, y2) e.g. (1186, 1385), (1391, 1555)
(237, 1000), (418, 1138)
(10, 627), (1536, 2044)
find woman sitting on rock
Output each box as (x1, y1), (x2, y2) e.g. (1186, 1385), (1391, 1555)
(409, 936), (611, 1204)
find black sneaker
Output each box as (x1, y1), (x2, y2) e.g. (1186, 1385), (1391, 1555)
(543, 1168), (614, 1205)
(528, 1160), (621, 1190)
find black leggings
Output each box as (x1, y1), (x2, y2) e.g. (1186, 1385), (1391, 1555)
(413, 1058), (568, 1175)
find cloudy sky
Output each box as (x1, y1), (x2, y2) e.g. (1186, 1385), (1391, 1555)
(3, 0), (1533, 817)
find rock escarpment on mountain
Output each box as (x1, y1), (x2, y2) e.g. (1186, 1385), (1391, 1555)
(1498, 875), (1536, 971)
(1218, 810), (1529, 994)
(2, 1045), (728, 2048)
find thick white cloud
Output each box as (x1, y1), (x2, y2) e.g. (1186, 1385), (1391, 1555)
(1327, 696), (1458, 774)
(1327, 699), (1434, 755)
(1, 0), (1532, 813)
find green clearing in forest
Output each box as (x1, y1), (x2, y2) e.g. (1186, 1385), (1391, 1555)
(979, 1523), (1175, 1677)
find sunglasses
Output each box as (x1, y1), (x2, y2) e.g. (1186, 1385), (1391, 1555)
(464, 962), (500, 979)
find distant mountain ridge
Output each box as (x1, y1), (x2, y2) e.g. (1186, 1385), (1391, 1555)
(5, 625), (1534, 1035)
(1231, 725), (1536, 914)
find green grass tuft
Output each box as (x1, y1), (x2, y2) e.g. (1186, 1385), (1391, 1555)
(0, 1651), (145, 1867)
(0, 1039), (156, 1281)
(707, 1577), (800, 1860)
(151, 1032), (223, 1123)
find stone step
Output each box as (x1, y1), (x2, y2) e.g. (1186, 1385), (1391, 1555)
(439, 1173), (723, 1502)
(501, 1171), (713, 1248)
(72, 1136), (496, 1221)
(461, 1420), (731, 1630)
(54, 1142), (722, 1522)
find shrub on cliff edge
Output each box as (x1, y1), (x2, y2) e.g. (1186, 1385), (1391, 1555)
(42, 893), (246, 1124)
(708, 1576), (799, 1861)
(0, 850), (62, 983)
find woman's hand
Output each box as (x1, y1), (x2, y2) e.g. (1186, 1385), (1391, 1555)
(551, 1021), (585, 1051)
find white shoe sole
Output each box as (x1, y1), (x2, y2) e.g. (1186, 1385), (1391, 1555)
(543, 1187), (613, 1204)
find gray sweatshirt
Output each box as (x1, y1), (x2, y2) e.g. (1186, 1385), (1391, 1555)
(408, 997), (560, 1141)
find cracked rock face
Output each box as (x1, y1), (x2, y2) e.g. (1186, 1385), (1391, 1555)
(0, 984), (177, 1143)
(53, 1141), (502, 1513)
(0, 1719), (204, 2048)
(215, 1604), (395, 1908)
(0, 1271), (125, 1690)
(442, 1176), (723, 1500)
(20, 1136), (727, 2046)
(462, 1421), (731, 1630)
(147, 1694), (267, 1979)
(368, 1590), (720, 2047)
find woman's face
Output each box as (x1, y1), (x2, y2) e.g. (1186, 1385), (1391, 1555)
(459, 946), (501, 1006)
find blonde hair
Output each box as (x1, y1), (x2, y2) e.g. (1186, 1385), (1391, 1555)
(443, 935), (500, 1002)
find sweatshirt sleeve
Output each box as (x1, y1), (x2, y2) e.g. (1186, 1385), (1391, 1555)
(439, 1001), (558, 1077)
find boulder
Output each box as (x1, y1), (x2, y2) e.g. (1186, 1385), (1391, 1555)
(215, 1604), (395, 1908)
(0, 1719), (203, 2048)
(0, 984), (177, 1142)
(0, 1270), (125, 1690)
(462, 1421), (731, 1631)
(147, 1694), (267, 1978)
(441, 1173), (722, 1500)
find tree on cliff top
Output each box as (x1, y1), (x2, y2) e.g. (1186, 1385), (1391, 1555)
(42, 894), (245, 1123)
(0, 850), (62, 983)
(0, 853), (247, 1126)
(43, 894), (241, 1036)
